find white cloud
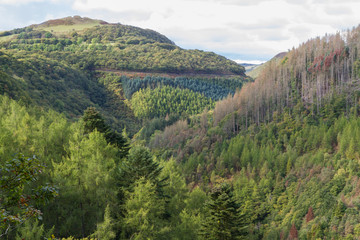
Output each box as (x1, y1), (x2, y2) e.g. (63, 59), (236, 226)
(69, 0), (360, 61)
(0, 0), (60, 4)
(2, 0), (360, 61)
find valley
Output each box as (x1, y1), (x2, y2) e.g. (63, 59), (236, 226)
(1, 15), (360, 240)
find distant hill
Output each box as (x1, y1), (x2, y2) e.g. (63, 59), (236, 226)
(0, 16), (245, 75)
(239, 63), (262, 73)
(246, 52), (287, 79)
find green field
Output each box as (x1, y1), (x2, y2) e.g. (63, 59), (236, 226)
(35, 22), (102, 36)
(0, 34), (17, 42)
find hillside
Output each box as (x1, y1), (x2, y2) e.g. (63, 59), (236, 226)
(4, 15), (360, 240)
(0, 16), (246, 75)
(0, 16), (251, 135)
(247, 52), (287, 79)
(147, 25), (360, 239)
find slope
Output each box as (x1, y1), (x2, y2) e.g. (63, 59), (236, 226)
(246, 52), (287, 79)
(148, 25), (360, 239)
(0, 16), (251, 135)
(0, 50), (139, 135)
(0, 16), (246, 75)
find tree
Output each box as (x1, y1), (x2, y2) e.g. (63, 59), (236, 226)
(49, 130), (118, 238)
(82, 107), (129, 158)
(289, 223), (298, 240)
(200, 183), (247, 240)
(0, 154), (57, 237)
(305, 206), (314, 223)
(117, 146), (163, 186)
(123, 178), (168, 239)
(92, 205), (116, 240)
(15, 220), (54, 240)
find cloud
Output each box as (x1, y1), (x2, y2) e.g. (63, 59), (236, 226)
(210, 0), (270, 6)
(3, 0), (360, 62)
(69, 0), (360, 61)
(0, 0), (62, 4)
(324, 6), (352, 15)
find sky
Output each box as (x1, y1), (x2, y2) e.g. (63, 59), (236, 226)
(1, 0), (360, 63)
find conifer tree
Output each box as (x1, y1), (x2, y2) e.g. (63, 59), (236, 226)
(200, 183), (247, 240)
(123, 178), (168, 240)
(82, 107), (129, 157)
(92, 205), (116, 240)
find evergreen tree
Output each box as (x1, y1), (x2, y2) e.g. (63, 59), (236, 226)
(200, 183), (247, 240)
(123, 178), (169, 240)
(82, 107), (129, 157)
(117, 146), (163, 187)
(92, 205), (116, 240)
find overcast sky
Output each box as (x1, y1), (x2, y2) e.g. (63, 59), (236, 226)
(1, 0), (360, 63)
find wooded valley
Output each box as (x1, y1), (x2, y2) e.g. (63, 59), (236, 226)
(1, 16), (360, 239)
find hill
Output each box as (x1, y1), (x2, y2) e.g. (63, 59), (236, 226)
(0, 16), (251, 135)
(7, 16), (360, 240)
(146, 25), (360, 239)
(0, 16), (245, 75)
(247, 52), (287, 79)
(0, 16), (255, 239)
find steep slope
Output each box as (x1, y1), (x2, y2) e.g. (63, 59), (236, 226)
(148, 25), (360, 239)
(0, 50), (139, 134)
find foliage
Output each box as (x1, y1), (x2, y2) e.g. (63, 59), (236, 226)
(92, 205), (116, 240)
(123, 178), (169, 239)
(15, 220), (54, 240)
(5, 16), (360, 240)
(200, 183), (247, 240)
(0, 21), (245, 75)
(120, 75), (248, 100)
(83, 107), (129, 157)
(0, 50), (139, 135)
(0, 154), (57, 237)
(130, 86), (214, 119)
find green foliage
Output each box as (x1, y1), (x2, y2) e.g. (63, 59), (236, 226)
(123, 178), (169, 240)
(0, 50), (139, 135)
(92, 205), (116, 240)
(120, 75), (248, 100)
(83, 107), (129, 157)
(200, 183), (247, 240)
(0, 154), (57, 237)
(49, 129), (118, 237)
(15, 220), (54, 240)
(130, 86), (214, 119)
(5, 16), (360, 240)
(0, 22), (245, 75)
(118, 146), (163, 186)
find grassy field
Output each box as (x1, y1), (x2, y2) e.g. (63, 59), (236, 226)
(0, 34), (17, 42)
(0, 16), (104, 41)
(35, 22), (102, 36)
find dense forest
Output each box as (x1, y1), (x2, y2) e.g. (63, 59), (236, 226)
(2, 16), (360, 240)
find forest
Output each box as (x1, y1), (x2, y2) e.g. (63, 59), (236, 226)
(2, 16), (360, 239)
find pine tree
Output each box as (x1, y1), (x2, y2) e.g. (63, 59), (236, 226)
(200, 183), (247, 240)
(82, 107), (129, 157)
(117, 146), (163, 186)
